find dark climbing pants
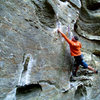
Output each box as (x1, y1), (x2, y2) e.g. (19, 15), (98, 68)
(72, 54), (88, 75)
(74, 54), (88, 69)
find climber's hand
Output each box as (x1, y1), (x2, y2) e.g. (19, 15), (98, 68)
(57, 29), (61, 33)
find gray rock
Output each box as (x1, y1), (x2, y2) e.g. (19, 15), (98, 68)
(0, 0), (100, 100)
(76, 0), (100, 40)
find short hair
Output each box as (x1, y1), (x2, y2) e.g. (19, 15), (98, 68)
(74, 36), (79, 41)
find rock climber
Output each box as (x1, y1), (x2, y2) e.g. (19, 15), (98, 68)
(57, 29), (98, 77)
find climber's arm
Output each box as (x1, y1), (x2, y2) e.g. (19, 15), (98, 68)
(58, 29), (73, 45)
(80, 42), (82, 48)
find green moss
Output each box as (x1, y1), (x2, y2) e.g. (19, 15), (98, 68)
(23, 57), (30, 71)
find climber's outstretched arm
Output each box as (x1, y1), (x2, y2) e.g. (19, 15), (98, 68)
(57, 29), (72, 45)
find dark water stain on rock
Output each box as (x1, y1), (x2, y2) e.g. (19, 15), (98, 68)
(31, 0), (56, 28)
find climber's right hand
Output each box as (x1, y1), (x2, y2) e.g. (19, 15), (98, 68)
(57, 29), (61, 34)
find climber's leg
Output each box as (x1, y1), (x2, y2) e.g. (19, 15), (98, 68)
(81, 60), (98, 74)
(88, 66), (98, 73)
(72, 60), (80, 77)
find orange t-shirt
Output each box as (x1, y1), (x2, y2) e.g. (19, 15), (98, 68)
(61, 33), (82, 56)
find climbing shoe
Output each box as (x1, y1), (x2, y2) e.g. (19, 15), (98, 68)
(70, 76), (76, 82)
(72, 72), (78, 77)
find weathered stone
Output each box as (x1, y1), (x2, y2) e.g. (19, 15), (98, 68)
(70, 0), (81, 9)
(75, 0), (100, 40)
(0, 0), (100, 100)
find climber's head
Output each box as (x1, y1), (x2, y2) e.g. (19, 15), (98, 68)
(72, 36), (79, 41)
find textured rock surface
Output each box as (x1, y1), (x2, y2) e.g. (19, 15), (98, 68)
(0, 0), (100, 100)
(76, 0), (100, 40)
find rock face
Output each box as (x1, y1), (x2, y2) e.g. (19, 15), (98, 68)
(0, 0), (100, 100)
(76, 0), (100, 40)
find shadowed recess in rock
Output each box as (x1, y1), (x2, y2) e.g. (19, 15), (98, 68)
(31, 0), (56, 28)
(93, 50), (100, 57)
(74, 22), (77, 33)
(60, 0), (68, 2)
(74, 84), (87, 99)
(87, 2), (100, 10)
(16, 84), (42, 94)
(23, 57), (30, 72)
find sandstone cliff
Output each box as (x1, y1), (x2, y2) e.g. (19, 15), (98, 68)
(0, 0), (100, 100)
